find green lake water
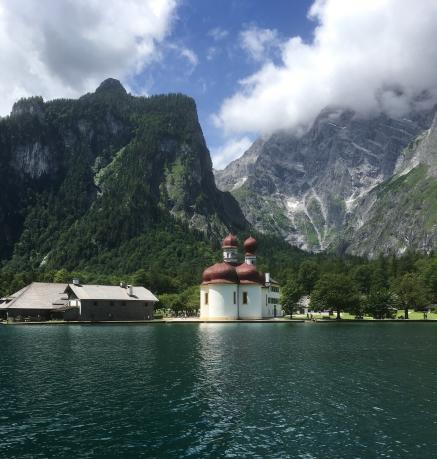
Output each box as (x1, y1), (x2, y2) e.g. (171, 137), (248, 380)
(1, 323), (436, 458)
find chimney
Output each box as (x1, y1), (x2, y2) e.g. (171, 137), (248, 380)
(72, 278), (80, 286)
(265, 273), (270, 285)
(127, 285), (134, 296)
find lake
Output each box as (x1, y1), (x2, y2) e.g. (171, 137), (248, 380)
(1, 323), (436, 458)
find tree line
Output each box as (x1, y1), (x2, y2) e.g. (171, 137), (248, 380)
(281, 252), (437, 319)
(2, 247), (437, 319)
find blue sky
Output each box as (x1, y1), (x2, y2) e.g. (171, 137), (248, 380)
(131, 0), (315, 168)
(2, 0), (437, 170)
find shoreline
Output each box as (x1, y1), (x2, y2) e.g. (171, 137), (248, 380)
(2, 318), (437, 325)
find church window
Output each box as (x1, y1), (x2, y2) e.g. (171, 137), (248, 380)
(205, 292), (209, 305)
(233, 291), (236, 304)
(243, 292), (248, 304)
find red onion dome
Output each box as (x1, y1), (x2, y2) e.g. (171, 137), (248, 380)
(236, 262), (263, 284)
(222, 233), (239, 249)
(202, 262), (239, 284)
(244, 236), (257, 254)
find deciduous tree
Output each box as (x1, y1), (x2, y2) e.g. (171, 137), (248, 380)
(365, 289), (397, 319)
(393, 273), (429, 319)
(311, 273), (360, 319)
(281, 279), (303, 318)
(298, 261), (320, 295)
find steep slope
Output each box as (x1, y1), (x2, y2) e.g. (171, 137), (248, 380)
(342, 114), (437, 257)
(0, 79), (247, 272)
(215, 107), (434, 252)
(214, 138), (266, 191)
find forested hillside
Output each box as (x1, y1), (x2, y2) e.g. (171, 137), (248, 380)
(0, 79), (302, 296)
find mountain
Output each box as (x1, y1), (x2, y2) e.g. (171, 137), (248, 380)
(0, 79), (248, 279)
(215, 107), (436, 255)
(341, 113), (437, 257)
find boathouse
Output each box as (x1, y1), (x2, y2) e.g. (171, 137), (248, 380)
(0, 282), (70, 321)
(0, 281), (158, 321)
(64, 281), (158, 321)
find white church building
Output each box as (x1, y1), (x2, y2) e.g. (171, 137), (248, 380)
(200, 234), (282, 320)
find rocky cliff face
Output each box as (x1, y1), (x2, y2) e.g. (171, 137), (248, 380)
(341, 113), (437, 257)
(0, 79), (247, 268)
(215, 138), (266, 192)
(215, 107), (435, 254)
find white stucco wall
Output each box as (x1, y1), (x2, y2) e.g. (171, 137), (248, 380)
(239, 284), (262, 319)
(271, 284), (283, 317)
(262, 285), (282, 317)
(200, 281), (282, 320)
(262, 287), (270, 317)
(200, 284), (238, 320)
(200, 286), (209, 318)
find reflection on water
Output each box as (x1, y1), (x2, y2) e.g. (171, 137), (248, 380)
(1, 323), (437, 458)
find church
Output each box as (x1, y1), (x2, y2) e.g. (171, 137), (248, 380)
(200, 234), (282, 320)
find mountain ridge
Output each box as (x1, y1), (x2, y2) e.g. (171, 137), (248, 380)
(0, 79), (248, 277)
(215, 105), (437, 256)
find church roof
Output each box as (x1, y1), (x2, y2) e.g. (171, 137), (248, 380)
(202, 262), (239, 284)
(243, 236), (257, 255)
(222, 233), (239, 248)
(201, 234), (278, 286)
(236, 262), (264, 284)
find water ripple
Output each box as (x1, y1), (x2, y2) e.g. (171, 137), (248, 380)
(0, 323), (436, 458)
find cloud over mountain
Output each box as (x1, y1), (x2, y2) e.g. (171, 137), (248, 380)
(214, 0), (437, 135)
(0, 0), (177, 115)
(211, 136), (253, 170)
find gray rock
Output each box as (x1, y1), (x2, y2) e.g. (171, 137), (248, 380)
(342, 112), (437, 257)
(216, 106), (435, 253)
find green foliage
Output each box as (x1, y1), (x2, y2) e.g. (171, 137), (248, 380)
(297, 260), (320, 294)
(159, 286), (199, 316)
(365, 289), (397, 319)
(393, 273), (429, 319)
(352, 264), (373, 294)
(0, 81), (249, 291)
(418, 258), (437, 303)
(281, 279), (303, 318)
(311, 273), (361, 319)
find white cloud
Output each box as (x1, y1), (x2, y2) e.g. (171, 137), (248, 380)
(206, 47), (217, 61)
(208, 27), (229, 42)
(0, 0), (178, 115)
(180, 48), (198, 67)
(215, 0), (437, 136)
(240, 26), (279, 62)
(211, 136), (253, 170)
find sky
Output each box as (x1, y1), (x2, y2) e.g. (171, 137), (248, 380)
(1, 0), (437, 170)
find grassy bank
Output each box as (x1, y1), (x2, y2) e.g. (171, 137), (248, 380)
(292, 310), (437, 320)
